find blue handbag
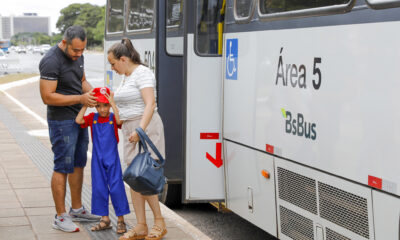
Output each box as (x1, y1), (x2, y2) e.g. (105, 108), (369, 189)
(122, 127), (166, 195)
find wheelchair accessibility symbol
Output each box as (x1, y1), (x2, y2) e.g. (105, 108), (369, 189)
(226, 38), (238, 80)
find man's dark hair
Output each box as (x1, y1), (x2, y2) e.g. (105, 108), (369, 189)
(63, 26), (86, 44)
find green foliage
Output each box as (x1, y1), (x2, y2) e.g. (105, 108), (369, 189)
(93, 6), (106, 44)
(56, 3), (105, 47)
(11, 32), (61, 46)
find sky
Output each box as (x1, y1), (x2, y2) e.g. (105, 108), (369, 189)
(1, 0), (106, 33)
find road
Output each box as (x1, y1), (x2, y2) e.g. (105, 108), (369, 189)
(2, 51), (278, 240)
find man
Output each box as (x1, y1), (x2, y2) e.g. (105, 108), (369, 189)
(39, 25), (100, 232)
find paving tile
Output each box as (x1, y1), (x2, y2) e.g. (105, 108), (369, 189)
(37, 232), (90, 240)
(9, 176), (47, 184)
(0, 178), (9, 184)
(6, 168), (44, 178)
(0, 189), (18, 202)
(0, 226), (36, 240)
(11, 180), (50, 189)
(0, 208), (25, 218)
(25, 207), (55, 216)
(3, 163), (37, 170)
(0, 201), (22, 209)
(0, 216), (30, 227)
(15, 188), (54, 208)
(0, 159), (33, 168)
(0, 138), (16, 143)
(0, 183), (11, 190)
(0, 144), (24, 154)
(163, 227), (193, 239)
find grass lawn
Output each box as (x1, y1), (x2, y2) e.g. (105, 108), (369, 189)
(0, 73), (39, 85)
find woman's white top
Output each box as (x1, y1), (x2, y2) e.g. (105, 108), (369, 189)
(114, 64), (157, 120)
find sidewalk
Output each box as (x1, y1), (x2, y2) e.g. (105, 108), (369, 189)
(0, 77), (211, 240)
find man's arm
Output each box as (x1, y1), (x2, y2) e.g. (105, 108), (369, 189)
(40, 79), (96, 106)
(81, 73), (93, 93)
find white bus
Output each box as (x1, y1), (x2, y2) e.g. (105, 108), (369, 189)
(104, 0), (400, 239)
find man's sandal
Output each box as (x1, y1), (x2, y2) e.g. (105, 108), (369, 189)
(145, 223), (167, 240)
(119, 223), (148, 240)
(117, 221), (127, 234)
(91, 219), (112, 231)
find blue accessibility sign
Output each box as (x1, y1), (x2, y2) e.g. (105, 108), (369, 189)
(226, 38), (238, 80)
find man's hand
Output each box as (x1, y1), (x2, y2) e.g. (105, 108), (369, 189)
(80, 90), (97, 107)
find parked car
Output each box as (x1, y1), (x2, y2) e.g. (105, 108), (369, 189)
(16, 47), (27, 54)
(40, 44), (51, 55)
(33, 46), (41, 54)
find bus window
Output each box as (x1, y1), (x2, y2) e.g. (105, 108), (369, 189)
(166, 0), (184, 55)
(259, 0), (350, 14)
(196, 0), (225, 56)
(127, 0), (154, 32)
(235, 0), (255, 20)
(366, 0), (400, 9)
(107, 0), (125, 33)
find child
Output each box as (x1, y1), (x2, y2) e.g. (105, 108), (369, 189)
(76, 87), (130, 234)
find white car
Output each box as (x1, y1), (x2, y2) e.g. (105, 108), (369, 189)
(16, 47), (27, 54)
(40, 44), (51, 55)
(33, 47), (41, 54)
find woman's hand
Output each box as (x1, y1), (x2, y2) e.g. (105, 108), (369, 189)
(129, 131), (140, 143)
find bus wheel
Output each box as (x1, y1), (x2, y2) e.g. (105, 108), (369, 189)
(159, 183), (181, 208)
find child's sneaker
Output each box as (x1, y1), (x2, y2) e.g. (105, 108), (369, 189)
(52, 214), (80, 232)
(69, 205), (100, 222)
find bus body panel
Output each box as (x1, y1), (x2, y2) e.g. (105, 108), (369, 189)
(274, 157), (375, 240)
(223, 21), (400, 197)
(224, 140), (277, 237)
(372, 190), (400, 240)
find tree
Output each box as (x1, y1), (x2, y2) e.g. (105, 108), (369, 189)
(56, 3), (105, 47)
(93, 6), (106, 45)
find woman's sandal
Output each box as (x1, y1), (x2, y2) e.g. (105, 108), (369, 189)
(91, 219), (112, 231)
(119, 223), (148, 240)
(117, 221), (127, 234)
(145, 218), (167, 240)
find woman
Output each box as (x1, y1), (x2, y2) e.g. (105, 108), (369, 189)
(108, 38), (167, 240)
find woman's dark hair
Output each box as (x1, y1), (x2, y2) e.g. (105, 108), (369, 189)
(107, 38), (142, 65)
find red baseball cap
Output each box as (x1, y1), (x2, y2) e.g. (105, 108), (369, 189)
(93, 87), (110, 103)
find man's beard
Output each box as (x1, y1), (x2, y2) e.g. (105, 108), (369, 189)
(64, 45), (77, 60)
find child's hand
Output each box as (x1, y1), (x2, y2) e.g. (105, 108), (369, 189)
(105, 91), (115, 105)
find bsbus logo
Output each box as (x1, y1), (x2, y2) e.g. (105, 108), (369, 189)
(282, 108), (317, 140)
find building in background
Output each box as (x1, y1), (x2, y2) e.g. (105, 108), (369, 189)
(0, 13), (50, 39)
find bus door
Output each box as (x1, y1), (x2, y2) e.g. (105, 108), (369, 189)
(183, 0), (225, 201)
(155, 0), (185, 204)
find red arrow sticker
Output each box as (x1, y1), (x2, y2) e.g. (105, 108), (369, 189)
(206, 142), (223, 168)
(200, 132), (219, 139)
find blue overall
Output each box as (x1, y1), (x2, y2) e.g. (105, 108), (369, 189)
(91, 113), (130, 216)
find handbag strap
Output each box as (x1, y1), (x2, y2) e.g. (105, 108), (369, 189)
(135, 127), (165, 166)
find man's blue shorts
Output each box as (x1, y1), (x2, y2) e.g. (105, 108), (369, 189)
(48, 119), (89, 174)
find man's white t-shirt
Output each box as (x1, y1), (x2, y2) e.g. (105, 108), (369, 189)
(114, 64), (157, 120)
